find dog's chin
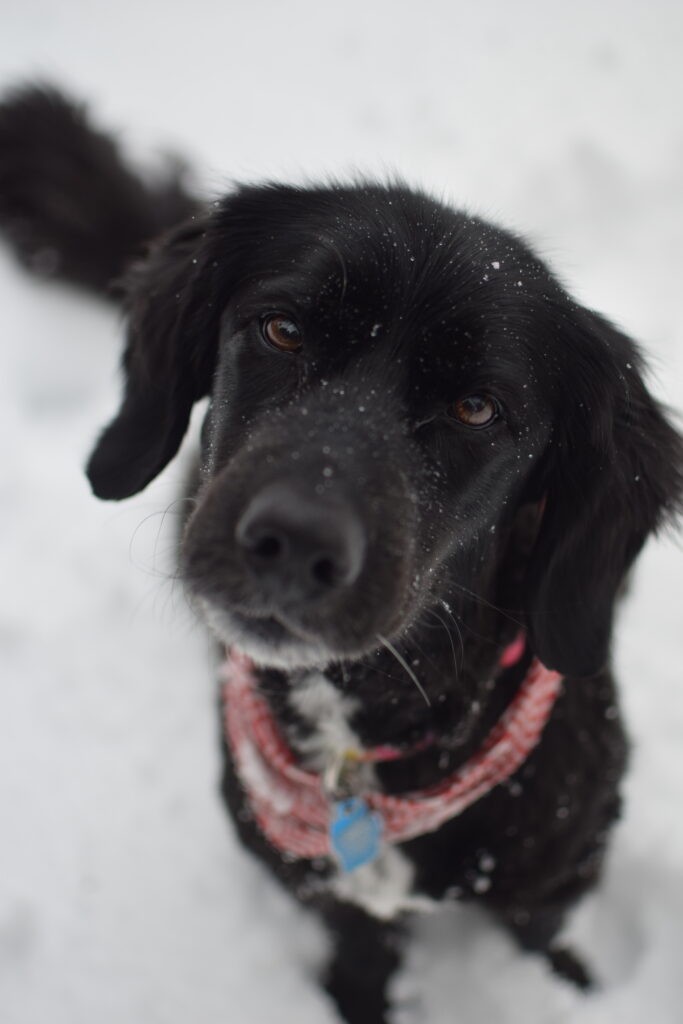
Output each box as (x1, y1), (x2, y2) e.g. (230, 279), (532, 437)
(196, 598), (341, 671)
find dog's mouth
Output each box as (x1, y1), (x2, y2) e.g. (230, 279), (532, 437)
(197, 597), (342, 670)
(230, 607), (299, 644)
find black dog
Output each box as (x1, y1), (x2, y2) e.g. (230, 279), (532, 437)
(1, 86), (681, 1023)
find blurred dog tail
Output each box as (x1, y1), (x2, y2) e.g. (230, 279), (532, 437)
(0, 83), (199, 296)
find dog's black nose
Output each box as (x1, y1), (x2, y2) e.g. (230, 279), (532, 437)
(235, 482), (366, 605)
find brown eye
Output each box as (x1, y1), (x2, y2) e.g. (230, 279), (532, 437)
(261, 315), (303, 352)
(448, 395), (499, 428)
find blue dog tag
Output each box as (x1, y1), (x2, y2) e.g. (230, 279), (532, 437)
(329, 798), (383, 872)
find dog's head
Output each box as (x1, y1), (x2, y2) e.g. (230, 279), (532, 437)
(87, 184), (682, 677)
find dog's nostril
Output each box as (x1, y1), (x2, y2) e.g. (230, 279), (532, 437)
(251, 533), (284, 561)
(311, 556), (337, 588)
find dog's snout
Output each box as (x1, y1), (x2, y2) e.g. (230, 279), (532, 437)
(235, 483), (366, 604)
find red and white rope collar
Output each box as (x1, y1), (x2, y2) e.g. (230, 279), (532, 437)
(221, 642), (562, 864)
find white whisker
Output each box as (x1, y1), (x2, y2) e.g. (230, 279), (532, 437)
(376, 634), (432, 708)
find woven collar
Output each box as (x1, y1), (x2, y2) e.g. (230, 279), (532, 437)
(221, 645), (562, 863)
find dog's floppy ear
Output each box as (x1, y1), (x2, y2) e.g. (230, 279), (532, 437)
(525, 312), (682, 677)
(87, 217), (220, 499)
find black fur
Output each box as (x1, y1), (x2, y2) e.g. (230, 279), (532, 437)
(0, 83), (196, 292)
(1, 85), (681, 1024)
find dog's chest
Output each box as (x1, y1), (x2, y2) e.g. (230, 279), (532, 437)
(287, 672), (435, 919)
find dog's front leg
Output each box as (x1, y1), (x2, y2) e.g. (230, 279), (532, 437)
(320, 900), (405, 1024)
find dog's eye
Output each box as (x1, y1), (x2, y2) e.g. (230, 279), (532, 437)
(448, 395), (499, 428)
(261, 315), (303, 352)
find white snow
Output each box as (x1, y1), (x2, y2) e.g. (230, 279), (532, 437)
(1, 2), (682, 1022)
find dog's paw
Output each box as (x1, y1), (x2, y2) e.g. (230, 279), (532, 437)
(546, 945), (594, 991)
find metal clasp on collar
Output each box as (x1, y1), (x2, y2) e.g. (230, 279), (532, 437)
(323, 750), (364, 800)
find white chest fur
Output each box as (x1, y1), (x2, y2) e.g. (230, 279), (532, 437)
(288, 671), (365, 772)
(289, 672), (436, 920)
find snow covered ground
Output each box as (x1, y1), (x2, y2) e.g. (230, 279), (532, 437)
(1, 2), (682, 1022)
